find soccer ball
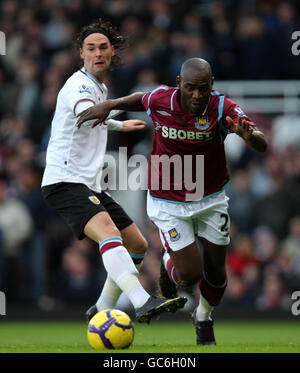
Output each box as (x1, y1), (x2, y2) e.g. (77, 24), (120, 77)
(87, 309), (134, 350)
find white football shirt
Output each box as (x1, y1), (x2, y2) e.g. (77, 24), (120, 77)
(41, 67), (123, 192)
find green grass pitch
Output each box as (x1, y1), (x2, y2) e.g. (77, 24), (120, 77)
(0, 320), (299, 353)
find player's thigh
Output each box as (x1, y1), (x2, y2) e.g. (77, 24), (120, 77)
(199, 237), (227, 270)
(154, 217), (202, 281)
(169, 242), (203, 283)
(84, 211), (120, 243)
(195, 201), (229, 281)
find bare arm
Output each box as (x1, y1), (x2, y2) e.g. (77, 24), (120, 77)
(76, 92), (145, 128)
(244, 129), (268, 153)
(106, 92), (145, 112)
(226, 116), (268, 153)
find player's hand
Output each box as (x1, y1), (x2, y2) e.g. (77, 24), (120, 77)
(122, 120), (147, 132)
(226, 115), (254, 141)
(76, 101), (111, 129)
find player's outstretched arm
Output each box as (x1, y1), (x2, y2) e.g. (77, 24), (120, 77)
(76, 92), (145, 128)
(226, 116), (268, 152)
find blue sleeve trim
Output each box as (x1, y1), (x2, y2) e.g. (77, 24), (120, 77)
(217, 96), (230, 139)
(147, 86), (169, 115)
(170, 89), (177, 111)
(217, 95), (225, 121)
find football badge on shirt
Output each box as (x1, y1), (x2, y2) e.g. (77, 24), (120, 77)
(168, 228), (181, 242)
(78, 84), (92, 95)
(88, 196), (101, 205)
(195, 116), (210, 130)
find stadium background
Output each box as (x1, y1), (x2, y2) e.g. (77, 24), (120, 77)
(0, 0), (299, 321)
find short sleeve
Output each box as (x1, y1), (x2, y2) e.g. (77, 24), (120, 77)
(74, 99), (94, 116)
(221, 96), (256, 133)
(141, 91), (151, 113)
(141, 85), (170, 115)
(66, 81), (97, 115)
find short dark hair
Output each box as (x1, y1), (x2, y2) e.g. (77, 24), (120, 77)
(76, 19), (126, 70)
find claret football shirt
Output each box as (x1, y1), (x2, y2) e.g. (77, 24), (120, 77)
(142, 86), (255, 203)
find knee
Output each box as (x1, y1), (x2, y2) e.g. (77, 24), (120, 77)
(134, 236), (148, 254)
(103, 223), (121, 239)
(203, 249), (227, 283)
(84, 213), (121, 243)
(177, 270), (202, 287)
(204, 265), (226, 285)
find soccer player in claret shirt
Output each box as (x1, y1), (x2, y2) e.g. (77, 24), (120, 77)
(41, 19), (187, 324)
(77, 57), (268, 345)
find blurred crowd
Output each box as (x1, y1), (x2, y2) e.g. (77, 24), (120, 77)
(0, 0), (300, 314)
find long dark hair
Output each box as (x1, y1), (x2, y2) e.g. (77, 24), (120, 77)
(76, 19), (126, 70)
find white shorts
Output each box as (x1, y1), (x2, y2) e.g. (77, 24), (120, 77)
(147, 190), (230, 251)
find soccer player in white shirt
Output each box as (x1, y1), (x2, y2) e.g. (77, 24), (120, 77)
(41, 20), (186, 323)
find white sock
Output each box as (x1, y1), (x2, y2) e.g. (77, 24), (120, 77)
(96, 275), (122, 311)
(96, 260), (144, 311)
(196, 294), (214, 322)
(117, 273), (150, 309)
(101, 243), (150, 309)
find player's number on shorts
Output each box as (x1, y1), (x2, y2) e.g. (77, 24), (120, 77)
(220, 213), (229, 234)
